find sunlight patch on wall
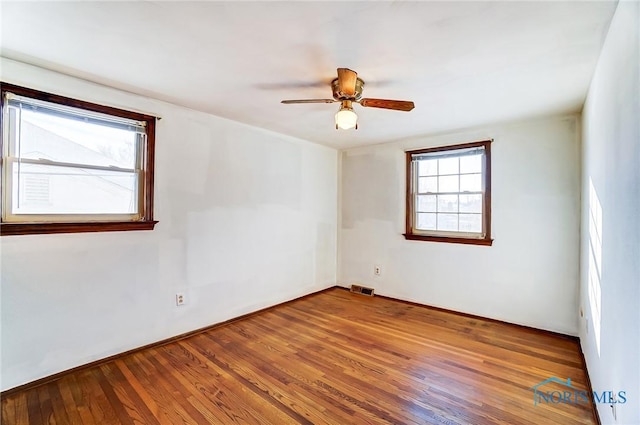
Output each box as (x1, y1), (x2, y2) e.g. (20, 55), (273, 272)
(588, 178), (603, 357)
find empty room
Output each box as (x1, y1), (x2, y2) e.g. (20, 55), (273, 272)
(0, 1), (638, 424)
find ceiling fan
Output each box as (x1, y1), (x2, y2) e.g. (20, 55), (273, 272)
(281, 68), (415, 130)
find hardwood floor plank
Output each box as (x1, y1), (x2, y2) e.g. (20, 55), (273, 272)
(255, 308), (487, 424)
(46, 384), (70, 424)
(35, 385), (55, 424)
(165, 340), (269, 425)
(56, 378), (85, 425)
(152, 344), (270, 423)
(188, 335), (312, 425)
(202, 326), (388, 425)
(74, 370), (118, 424)
(122, 351), (203, 424)
(166, 340), (328, 425)
(64, 375), (94, 424)
(25, 388), (44, 424)
(1, 391), (17, 424)
(1, 288), (596, 425)
(97, 362), (160, 425)
(91, 367), (136, 425)
(144, 351), (214, 424)
(113, 359), (173, 425)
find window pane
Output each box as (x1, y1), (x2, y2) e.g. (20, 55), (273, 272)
(437, 194), (458, 213)
(11, 162), (138, 215)
(417, 213), (436, 230)
(417, 195), (436, 212)
(459, 214), (482, 233)
(438, 157), (459, 175)
(418, 159), (437, 176)
(459, 194), (482, 213)
(18, 108), (138, 169)
(438, 175), (459, 193)
(437, 213), (458, 231)
(460, 173), (482, 192)
(407, 141), (491, 243)
(460, 154), (482, 174)
(418, 176), (437, 193)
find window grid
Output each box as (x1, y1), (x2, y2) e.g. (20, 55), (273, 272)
(3, 101), (144, 219)
(414, 156), (484, 233)
(1, 82), (158, 236)
(404, 140), (492, 246)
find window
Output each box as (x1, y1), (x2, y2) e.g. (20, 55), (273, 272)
(1, 83), (157, 236)
(405, 140), (492, 246)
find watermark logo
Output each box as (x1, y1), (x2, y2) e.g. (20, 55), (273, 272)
(531, 377), (627, 406)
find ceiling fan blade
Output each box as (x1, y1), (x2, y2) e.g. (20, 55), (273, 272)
(281, 99), (337, 104)
(337, 68), (357, 96)
(257, 81), (331, 90)
(359, 98), (415, 111)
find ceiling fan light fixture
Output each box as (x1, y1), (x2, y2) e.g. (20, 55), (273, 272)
(335, 105), (358, 130)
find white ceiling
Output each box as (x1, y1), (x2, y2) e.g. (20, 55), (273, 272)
(1, 1), (617, 149)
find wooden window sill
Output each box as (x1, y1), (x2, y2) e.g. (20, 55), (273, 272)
(403, 233), (493, 246)
(1, 221), (158, 236)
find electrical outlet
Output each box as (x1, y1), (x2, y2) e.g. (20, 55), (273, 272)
(374, 265), (381, 276)
(176, 293), (186, 306)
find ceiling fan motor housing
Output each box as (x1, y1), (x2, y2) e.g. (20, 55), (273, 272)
(332, 77), (365, 101)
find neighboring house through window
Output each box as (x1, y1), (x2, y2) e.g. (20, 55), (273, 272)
(405, 140), (492, 246)
(1, 83), (157, 236)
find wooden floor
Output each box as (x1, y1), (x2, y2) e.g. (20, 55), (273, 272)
(1, 288), (596, 425)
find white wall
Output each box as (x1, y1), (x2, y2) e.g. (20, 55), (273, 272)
(339, 115), (581, 335)
(579, 2), (640, 424)
(0, 59), (338, 391)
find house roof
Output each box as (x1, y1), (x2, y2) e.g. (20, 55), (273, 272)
(531, 376), (573, 390)
(0, 1), (618, 149)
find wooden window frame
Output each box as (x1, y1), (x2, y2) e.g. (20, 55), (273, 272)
(0, 82), (158, 236)
(404, 140), (493, 246)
